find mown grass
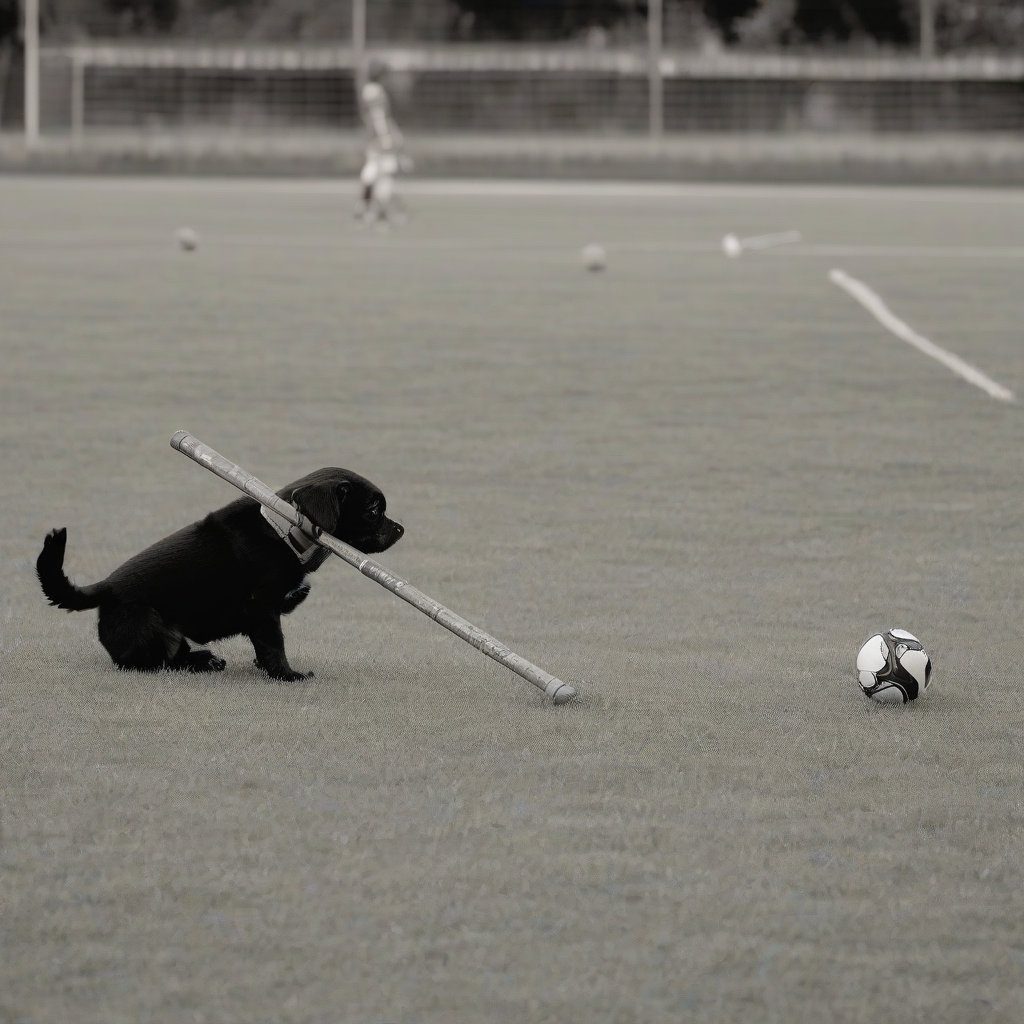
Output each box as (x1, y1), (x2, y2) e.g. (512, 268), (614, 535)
(1, 177), (1023, 1023)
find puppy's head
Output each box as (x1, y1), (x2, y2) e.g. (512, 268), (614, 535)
(279, 468), (403, 555)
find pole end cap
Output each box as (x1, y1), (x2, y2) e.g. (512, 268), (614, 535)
(550, 682), (576, 705)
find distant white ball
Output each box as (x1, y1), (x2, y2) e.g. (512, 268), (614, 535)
(856, 628), (932, 704)
(722, 234), (742, 258)
(176, 227), (199, 252)
(581, 244), (606, 272)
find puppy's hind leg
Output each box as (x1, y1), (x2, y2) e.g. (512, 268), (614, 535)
(168, 639), (227, 674)
(99, 603), (225, 673)
(99, 602), (173, 671)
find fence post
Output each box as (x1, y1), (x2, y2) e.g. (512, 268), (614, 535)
(352, 0), (366, 85)
(71, 48), (84, 144)
(920, 0), (935, 58)
(648, 0), (663, 138)
(24, 0), (39, 144)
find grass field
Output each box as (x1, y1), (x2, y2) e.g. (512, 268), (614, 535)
(1, 176), (1023, 1024)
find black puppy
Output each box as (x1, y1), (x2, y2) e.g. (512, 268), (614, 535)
(36, 468), (403, 681)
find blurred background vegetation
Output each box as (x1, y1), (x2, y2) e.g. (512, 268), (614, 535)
(1, 0), (1022, 50)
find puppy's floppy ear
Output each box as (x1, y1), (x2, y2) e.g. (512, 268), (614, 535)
(292, 482), (347, 532)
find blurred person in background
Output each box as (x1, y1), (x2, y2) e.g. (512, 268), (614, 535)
(355, 57), (413, 224)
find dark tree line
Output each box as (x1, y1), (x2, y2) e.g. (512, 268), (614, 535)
(107, 0), (178, 31)
(1, 0), (19, 43)
(732, 1), (912, 45)
(450, 0), (641, 40)
(452, 0), (913, 44)
(10, 1), (1023, 50)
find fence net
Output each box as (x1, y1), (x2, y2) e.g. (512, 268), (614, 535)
(32, 44), (1024, 137)
(8, 0), (1024, 137)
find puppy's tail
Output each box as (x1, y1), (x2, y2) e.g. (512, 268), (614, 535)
(36, 528), (107, 611)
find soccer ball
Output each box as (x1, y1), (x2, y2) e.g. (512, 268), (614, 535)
(581, 244), (606, 272)
(722, 233), (743, 258)
(856, 628), (932, 704)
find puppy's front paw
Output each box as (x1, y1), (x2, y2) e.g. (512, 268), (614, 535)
(276, 669), (314, 683)
(253, 659), (313, 683)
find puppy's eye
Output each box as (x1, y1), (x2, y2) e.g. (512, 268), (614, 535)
(364, 503), (382, 522)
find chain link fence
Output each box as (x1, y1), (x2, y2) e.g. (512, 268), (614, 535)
(6, 1), (1024, 137)
(26, 44), (1024, 136)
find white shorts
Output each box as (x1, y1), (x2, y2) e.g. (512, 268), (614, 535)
(360, 153), (399, 188)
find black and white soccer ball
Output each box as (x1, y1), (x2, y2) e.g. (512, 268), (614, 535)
(856, 628), (932, 704)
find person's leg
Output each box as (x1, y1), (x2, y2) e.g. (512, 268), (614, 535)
(357, 157), (379, 219)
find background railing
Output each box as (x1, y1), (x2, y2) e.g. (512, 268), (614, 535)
(29, 44), (1024, 137)
(7, 0), (1024, 141)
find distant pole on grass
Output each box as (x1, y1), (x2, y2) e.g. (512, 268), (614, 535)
(71, 48), (85, 145)
(648, 0), (664, 139)
(23, 0), (39, 144)
(919, 0), (936, 58)
(352, 0), (366, 85)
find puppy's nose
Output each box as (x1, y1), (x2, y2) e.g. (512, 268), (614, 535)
(393, 522), (404, 538)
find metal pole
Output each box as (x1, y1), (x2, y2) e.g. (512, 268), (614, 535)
(648, 0), (663, 139)
(170, 431), (577, 704)
(24, 0), (39, 144)
(920, 0), (935, 58)
(352, 0), (366, 84)
(71, 49), (84, 145)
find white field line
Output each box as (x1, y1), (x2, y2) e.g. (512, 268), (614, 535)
(722, 229), (800, 257)
(829, 268), (1014, 402)
(8, 233), (1024, 265)
(4, 175), (1024, 205)
(620, 240), (1024, 259)
(768, 243), (1024, 260)
(5, 229), (1024, 263)
(739, 229), (802, 250)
